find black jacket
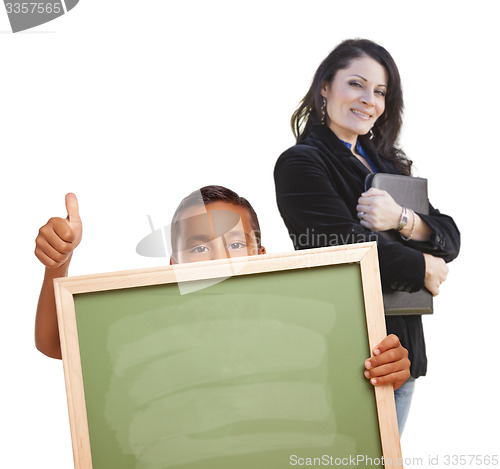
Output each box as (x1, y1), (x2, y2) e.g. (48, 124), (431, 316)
(274, 125), (460, 377)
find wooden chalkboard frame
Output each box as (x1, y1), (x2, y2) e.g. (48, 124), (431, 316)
(54, 242), (402, 469)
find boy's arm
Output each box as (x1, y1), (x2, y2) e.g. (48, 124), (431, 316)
(364, 334), (411, 390)
(35, 263), (70, 359)
(34, 194), (82, 359)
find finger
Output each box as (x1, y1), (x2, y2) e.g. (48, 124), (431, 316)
(357, 210), (371, 223)
(371, 334), (401, 356)
(65, 193), (81, 224)
(427, 286), (438, 296)
(367, 369), (410, 389)
(356, 202), (371, 212)
(36, 235), (73, 261)
(34, 237), (72, 268)
(365, 356), (410, 378)
(357, 208), (369, 220)
(35, 247), (65, 269)
(365, 336), (408, 371)
(361, 188), (386, 197)
(42, 218), (75, 244)
(359, 219), (371, 229)
(361, 188), (377, 197)
(366, 349), (408, 373)
(357, 193), (375, 205)
(359, 218), (376, 231)
(365, 349), (402, 371)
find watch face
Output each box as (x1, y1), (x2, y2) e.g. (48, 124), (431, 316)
(398, 207), (409, 231)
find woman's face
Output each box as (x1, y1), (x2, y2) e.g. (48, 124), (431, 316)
(321, 55), (388, 145)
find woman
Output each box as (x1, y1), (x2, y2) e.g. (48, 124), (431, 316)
(274, 39), (460, 434)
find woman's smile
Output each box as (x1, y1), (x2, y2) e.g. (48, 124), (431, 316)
(321, 56), (387, 147)
(350, 108), (372, 119)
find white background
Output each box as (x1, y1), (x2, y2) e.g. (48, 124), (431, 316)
(1, 1), (498, 467)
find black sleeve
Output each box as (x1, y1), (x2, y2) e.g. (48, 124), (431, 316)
(405, 204), (461, 263)
(274, 148), (426, 293)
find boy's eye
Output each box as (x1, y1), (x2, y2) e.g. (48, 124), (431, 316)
(228, 242), (246, 250)
(191, 245), (209, 253)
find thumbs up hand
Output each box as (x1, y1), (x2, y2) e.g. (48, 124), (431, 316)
(35, 193), (83, 269)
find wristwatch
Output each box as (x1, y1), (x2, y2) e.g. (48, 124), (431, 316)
(398, 207), (409, 231)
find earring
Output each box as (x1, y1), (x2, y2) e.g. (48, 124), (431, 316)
(321, 97), (327, 125)
(369, 129), (374, 140)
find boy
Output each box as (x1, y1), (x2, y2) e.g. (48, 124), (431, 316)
(34, 185), (410, 390)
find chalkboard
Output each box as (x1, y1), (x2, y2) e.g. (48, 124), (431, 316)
(54, 242), (402, 469)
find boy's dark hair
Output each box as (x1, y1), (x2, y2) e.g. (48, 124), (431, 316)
(170, 185), (262, 254)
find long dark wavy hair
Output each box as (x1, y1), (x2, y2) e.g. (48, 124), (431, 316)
(291, 39), (412, 175)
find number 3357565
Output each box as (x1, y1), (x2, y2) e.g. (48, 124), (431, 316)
(5, 3), (62, 14)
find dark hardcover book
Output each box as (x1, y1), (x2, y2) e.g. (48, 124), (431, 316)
(365, 173), (433, 315)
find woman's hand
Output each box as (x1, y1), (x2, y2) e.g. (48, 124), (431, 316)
(364, 334), (411, 390)
(423, 253), (448, 296)
(356, 188), (401, 232)
(35, 193), (82, 269)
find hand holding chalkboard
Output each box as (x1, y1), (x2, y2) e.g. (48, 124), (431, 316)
(364, 334), (411, 390)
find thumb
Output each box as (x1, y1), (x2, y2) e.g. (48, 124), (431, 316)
(65, 192), (81, 224)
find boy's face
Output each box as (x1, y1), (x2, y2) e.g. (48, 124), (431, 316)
(171, 201), (265, 264)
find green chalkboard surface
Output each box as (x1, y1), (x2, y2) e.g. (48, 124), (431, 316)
(74, 264), (381, 469)
(55, 244), (401, 468)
